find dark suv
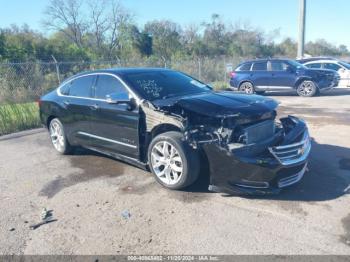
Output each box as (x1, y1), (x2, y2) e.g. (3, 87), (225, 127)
(229, 59), (339, 97)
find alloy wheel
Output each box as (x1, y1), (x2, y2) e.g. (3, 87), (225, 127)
(240, 83), (254, 94)
(150, 141), (183, 185)
(298, 81), (314, 96)
(49, 120), (65, 153)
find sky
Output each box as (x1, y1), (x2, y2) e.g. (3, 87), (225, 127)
(0, 0), (349, 48)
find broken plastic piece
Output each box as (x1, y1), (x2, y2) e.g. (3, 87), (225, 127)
(121, 210), (131, 219)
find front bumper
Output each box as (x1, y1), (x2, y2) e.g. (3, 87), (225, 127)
(319, 75), (340, 91)
(205, 116), (311, 195)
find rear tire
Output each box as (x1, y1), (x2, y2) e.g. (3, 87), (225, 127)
(49, 118), (73, 155)
(297, 80), (318, 97)
(239, 82), (254, 94)
(148, 131), (200, 190)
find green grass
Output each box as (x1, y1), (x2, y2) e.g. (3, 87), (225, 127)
(0, 102), (41, 136)
(210, 81), (232, 91)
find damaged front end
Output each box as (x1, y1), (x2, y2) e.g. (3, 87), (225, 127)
(149, 92), (311, 195)
(202, 116), (310, 195)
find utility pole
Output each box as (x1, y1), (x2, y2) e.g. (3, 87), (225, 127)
(297, 0), (306, 58)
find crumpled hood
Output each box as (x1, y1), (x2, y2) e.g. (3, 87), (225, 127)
(153, 91), (279, 118)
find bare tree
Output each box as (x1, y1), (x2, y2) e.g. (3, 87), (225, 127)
(43, 0), (87, 47)
(106, 0), (133, 59)
(182, 23), (200, 45)
(43, 0), (133, 59)
(87, 0), (109, 51)
(145, 20), (182, 60)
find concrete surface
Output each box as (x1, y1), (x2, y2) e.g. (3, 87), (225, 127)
(0, 89), (350, 255)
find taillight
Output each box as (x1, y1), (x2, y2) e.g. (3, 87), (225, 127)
(229, 71), (236, 78)
(37, 99), (42, 107)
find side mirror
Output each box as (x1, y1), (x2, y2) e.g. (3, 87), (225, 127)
(106, 93), (131, 105)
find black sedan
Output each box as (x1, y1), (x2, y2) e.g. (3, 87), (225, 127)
(39, 68), (311, 195)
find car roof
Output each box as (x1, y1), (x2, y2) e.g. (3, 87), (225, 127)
(62, 67), (174, 83)
(304, 60), (339, 64)
(75, 67), (173, 76)
(239, 58), (293, 64)
(297, 57), (336, 63)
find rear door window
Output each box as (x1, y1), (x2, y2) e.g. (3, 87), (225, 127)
(324, 63), (341, 71)
(252, 62), (267, 71)
(237, 63), (252, 71)
(306, 63), (322, 69)
(60, 81), (72, 95)
(94, 75), (128, 99)
(68, 75), (95, 98)
(270, 61), (289, 71)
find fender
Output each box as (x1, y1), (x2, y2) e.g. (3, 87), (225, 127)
(139, 100), (185, 162)
(238, 80), (255, 89)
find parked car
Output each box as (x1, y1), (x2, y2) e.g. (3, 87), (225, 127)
(39, 68), (311, 195)
(297, 57), (336, 64)
(299, 59), (350, 87)
(229, 59), (339, 97)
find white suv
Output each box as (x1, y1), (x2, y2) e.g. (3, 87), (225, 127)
(302, 59), (350, 87)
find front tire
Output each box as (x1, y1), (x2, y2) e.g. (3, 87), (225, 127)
(49, 118), (73, 155)
(148, 131), (200, 190)
(239, 82), (254, 94)
(297, 80), (318, 97)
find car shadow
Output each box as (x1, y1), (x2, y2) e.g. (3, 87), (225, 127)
(183, 151), (212, 193)
(62, 141), (350, 202)
(184, 140), (350, 201)
(323, 88), (350, 96)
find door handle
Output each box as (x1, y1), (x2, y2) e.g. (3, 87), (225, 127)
(63, 100), (70, 106)
(90, 104), (99, 110)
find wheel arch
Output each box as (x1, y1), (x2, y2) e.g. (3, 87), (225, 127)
(150, 124), (182, 139)
(238, 80), (255, 89)
(141, 124), (183, 163)
(46, 115), (57, 129)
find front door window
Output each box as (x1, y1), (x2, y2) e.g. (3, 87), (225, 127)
(94, 75), (128, 99)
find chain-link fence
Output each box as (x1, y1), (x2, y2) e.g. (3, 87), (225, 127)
(0, 57), (242, 105)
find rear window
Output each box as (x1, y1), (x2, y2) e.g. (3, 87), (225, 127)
(237, 63), (252, 71)
(252, 62), (267, 71)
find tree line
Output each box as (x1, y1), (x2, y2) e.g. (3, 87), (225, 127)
(0, 0), (349, 63)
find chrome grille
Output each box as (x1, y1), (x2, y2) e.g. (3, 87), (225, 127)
(269, 130), (311, 166)
(278, 164), (307, 188)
